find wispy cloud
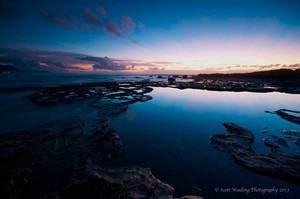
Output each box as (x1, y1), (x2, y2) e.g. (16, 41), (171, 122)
(39, 4), (144, 44)
(105, 20), (123, 38)
(68, 15), (90, 31)
(83, 7), (102, 29)
(40, 11), (72, 28)
(131, 39), (140, 45)
(97, 6), (106, 19)
(121, 16), (135, 34)
(138, 21), (146, 32)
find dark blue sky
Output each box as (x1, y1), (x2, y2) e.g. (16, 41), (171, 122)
(1, 0), (299, 72)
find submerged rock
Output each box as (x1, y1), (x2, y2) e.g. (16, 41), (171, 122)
(210, 122), (300, 184)
(268, 134), (289, 148)
(263, 138), (279, 149)
(281, 130), (300, 147)
(261, 127), (268, 134)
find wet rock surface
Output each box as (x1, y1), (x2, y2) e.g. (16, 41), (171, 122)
(1, 81), (205, 199)
(266, 109), (300, 125)
(281, 130), (300, 147)
(3, 77), (300, 198)
(268, 134), (289, 148)
(28, 82), (154, 105)
(84, 164), (174, 199)
(0, 123), (181, 198)
(210, 122), (300, 185)
(266, 108), (300, 148)
(263, 138), (279, 149)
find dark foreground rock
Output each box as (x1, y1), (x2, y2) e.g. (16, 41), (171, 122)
(0, 125), (191, 199)
(84, 163), (174, 199)
(210, 123), (300, 184)
(1, 84), (204, 199)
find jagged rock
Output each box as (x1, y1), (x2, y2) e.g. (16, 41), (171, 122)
(210, 122), (300, 184)
(98, 129), (122, 160)
(85, 163), (174, 199)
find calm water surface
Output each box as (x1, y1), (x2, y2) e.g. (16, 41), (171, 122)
(109, 87), (300, 199)
(1, 74), (300, 198)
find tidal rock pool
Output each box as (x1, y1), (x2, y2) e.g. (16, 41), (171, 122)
(108, 87), (300, 198)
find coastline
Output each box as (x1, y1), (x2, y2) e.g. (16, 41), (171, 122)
(1, 77), (300, 198)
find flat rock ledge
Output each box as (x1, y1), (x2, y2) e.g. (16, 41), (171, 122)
(266, 109), (300, 125)
(210, 122), (300, 184)
(0, 124), (204, 199)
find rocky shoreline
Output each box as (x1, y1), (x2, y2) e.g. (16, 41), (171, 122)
(1, 77), (300, 198)
(210, 123), (300, 185)
(0, 81), (205, 199)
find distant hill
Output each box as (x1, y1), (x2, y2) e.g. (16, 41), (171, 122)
(196, 69), (300, 79)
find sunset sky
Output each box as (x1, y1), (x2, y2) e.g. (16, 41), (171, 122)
(0, 0), (300, 73)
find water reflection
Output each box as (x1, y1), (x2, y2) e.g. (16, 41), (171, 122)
(152, 87), (300, 114)
(109, 87), (300, 198)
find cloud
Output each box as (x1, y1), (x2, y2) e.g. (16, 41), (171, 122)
(39, 5), (144, 42)
(105, 20), (123, 37)
(40, 10), (92, 31)
(77, 56), (128, 71)
(0, 48), (93, 72)
(40, 11), (72, 28)
(287, 64), (300, 69)
(41, 60), (83, 71)
(131, 39), (140, 45)
(97, 6), (106, 19)
(83, 7), (102, 29)
(138, 21), (145, 31)
(92, 57), (127, 71)
(113, 59), (177, 71)
(68, 15), (90, 31)
(121, 16), (135, 34)
(148, 67), (166, 71)
(0, 56), (44, 72)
